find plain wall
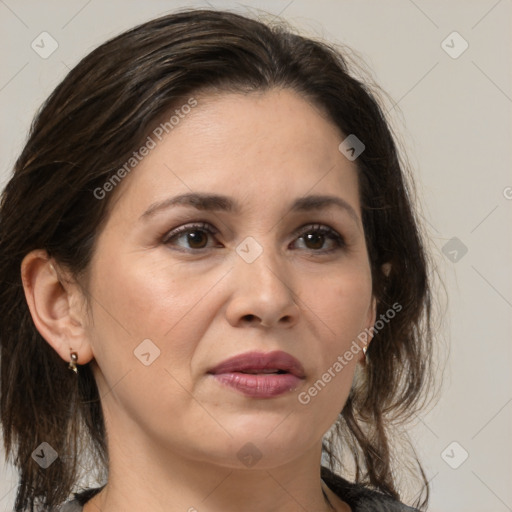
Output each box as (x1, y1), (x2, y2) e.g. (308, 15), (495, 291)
(1, 1), (511, 511)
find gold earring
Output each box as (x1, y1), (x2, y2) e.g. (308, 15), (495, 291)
(69, 351), (78, 373)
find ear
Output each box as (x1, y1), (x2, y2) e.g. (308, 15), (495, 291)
(20, 249), (94, 367)
(381, 262), (392, 277)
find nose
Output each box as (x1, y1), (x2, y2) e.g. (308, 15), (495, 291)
(225, 242), (300, 329)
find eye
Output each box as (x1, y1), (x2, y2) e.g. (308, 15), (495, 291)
(162, 222), (219, 250)
(162, 222), (346, 253)
(292, 224), (346, 254)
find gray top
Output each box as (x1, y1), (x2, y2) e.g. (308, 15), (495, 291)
(57, 501), (84, 512)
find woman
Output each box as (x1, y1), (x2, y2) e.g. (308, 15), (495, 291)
(0, 8), (434, 512)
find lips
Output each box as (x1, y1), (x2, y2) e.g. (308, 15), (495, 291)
(208, 350), (305, 378)
(207, 350), (305, 398)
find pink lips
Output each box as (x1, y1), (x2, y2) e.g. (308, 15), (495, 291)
(207, 350), (305, 398)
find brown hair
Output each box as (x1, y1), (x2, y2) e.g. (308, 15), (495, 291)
(0, 8), (435, 511)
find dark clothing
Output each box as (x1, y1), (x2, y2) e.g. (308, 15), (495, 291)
(321, 466), (419, 511)
(56, 466), (419, 511)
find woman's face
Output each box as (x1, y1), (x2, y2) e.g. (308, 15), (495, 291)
(82, 88), (376, 469)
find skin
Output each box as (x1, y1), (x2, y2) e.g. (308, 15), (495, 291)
(21, 88), (376, 512)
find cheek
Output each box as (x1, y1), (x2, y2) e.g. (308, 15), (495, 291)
(90, 251), (213, 341)
(86, 249), (238, 411)
(307, 263), (373, 337)
(87, 254), (221, 435)
(300, 264), (372, 390)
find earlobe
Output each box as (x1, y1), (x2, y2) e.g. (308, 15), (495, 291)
(20, 249), (94, 366)
(381, 262), (392, 277)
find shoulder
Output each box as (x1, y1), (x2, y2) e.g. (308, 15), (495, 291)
(51, 486), (104, 512)
(55, 500), (83, 512)
(321, 466), (420, 512)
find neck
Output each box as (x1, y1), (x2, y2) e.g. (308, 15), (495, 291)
(83, 422), (347, 512)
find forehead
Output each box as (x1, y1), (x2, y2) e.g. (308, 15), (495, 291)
(107, 88), (360, 219)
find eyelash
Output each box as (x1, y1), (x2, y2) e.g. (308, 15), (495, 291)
(162, 222), (346, 255)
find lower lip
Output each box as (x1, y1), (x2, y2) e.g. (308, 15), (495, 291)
(210, 372), (302, 398)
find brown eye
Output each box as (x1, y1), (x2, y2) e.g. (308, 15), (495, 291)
(293, 224), (345, 253)
(183, 230), (209, 249)
(163, 223), (218, 250)
(303, 232), (325, 250)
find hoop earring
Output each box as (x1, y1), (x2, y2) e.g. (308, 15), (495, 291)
(69, 351), (79, 374)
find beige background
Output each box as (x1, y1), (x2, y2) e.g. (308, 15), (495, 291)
(1, 1), (511, 511)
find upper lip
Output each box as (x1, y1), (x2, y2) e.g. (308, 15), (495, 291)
(208, 350), (305, 378)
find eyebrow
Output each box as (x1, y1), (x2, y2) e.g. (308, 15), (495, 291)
(139, 192), (360, 224)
